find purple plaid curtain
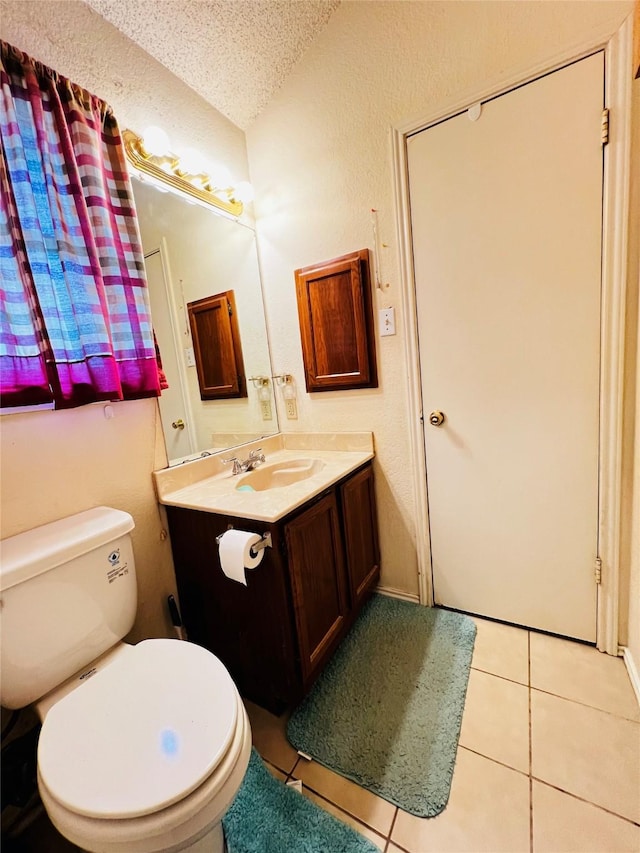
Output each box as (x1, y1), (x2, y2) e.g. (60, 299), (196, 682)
(0, 41), (160, 408)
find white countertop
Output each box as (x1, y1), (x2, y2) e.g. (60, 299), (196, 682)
(153, 433), (374, 522)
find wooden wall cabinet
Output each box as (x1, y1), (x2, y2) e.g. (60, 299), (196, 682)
(165, 462), (380, 713)
(187, 290), (246, 400)
(295, 249), (378, 392)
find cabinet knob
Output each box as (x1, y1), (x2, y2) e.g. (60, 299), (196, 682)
(172, 419), (185, 430)
(429, 411), (446, 427)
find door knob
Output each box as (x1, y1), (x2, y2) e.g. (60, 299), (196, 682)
(171, 419), (185, 430)
(429, 410), (446, 427)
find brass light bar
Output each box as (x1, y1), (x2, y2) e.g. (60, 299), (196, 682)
(122, 129), (243, 218)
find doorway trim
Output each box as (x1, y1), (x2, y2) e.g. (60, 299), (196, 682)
(391, 15), (632, 654)
(146, 241), (198, 458)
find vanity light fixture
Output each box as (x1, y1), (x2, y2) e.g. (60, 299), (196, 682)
(272, 374), (293, 386)
(123, 128), (246, 218)
(274, 374), (297, 419)
(281, 378), (296, 401)
(248, 376), (271, 402)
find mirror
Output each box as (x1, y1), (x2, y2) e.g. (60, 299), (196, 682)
(132, 178), (279, 465)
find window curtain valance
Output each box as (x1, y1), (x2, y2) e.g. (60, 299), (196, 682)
(0, 40), (160, 408)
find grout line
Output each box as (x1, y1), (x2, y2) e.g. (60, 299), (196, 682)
(470, 663), (530, 688)
(303, 786), (390, 848)
(287, 755), (302, 781)
(294, 776), (392, 837)
(531, 777), (640, 827)
(528, 630), (533, 853)
(458, 744), (529, 777)
(386, 835), (413, 853)
(528, 684), (640, 723)
(385, 807), (399, 851)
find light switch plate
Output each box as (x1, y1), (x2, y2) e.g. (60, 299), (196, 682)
(379, 307), (396, 336)
(184, 346), (196, 367)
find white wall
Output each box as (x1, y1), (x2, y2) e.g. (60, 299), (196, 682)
(247, 0), (635, 600)
(0, 0), (251, 640)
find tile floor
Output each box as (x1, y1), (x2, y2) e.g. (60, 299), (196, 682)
(8, 616), (640, 852)
(247, 616), (640, 853)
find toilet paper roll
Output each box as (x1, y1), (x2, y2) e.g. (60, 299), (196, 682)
(218, 529), (264, 585)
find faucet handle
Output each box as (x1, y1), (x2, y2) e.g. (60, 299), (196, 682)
(248, 447), (263, 459)
(221, 456), (242, 475)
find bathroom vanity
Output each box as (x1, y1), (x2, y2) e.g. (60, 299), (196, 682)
(154, 435), (380, 713)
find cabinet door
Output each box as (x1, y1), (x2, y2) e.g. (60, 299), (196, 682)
(166, 507), (298, 713)
(285, 493), (349, 684)
(187, 290), (246, 399)
(294, 249), (378, 392)
(341, 464), (380, 609)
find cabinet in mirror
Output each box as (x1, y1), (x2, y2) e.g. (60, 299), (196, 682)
(133, 178), (278, 465)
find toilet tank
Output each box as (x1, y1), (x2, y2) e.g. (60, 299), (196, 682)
(0, 507), (137, 710)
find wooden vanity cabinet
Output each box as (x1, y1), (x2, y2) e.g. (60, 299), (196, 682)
(339, 463), (380, 610)
(165, 462), (380, 713)
(285, 491), (350, 686)
(163, 506), (299, 712)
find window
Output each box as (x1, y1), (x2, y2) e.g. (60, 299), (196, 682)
(0, 41), (160, 410)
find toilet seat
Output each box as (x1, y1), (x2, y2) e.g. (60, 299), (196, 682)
(38, 686), (252, 853)
(38, 639), (238, 820)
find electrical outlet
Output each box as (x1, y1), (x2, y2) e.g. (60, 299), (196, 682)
(285, 399), (298, 419)
(184, 346), (196, 367)
(379, 307), (396, 336)
(260, 400), (273, 420)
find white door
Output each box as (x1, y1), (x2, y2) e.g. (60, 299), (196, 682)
(145, 249), (195, 463)
(407, 54), (604, 642)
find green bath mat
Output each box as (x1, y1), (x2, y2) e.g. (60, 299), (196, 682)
(287, 594), (476, 817)
(223, 749), (379, 852)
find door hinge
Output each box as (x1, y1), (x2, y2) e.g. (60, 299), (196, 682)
(601, 109), (610, 146)
(594, 557), (602, 585)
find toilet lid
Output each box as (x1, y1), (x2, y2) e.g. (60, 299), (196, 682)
(37, 640), (238, 819)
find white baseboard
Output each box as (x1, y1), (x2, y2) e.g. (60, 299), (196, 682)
(620, 645), (640, 707)
(375, 584), (421, 604)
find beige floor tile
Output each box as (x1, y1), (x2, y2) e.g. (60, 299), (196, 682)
(530, 632), (640, 721)
(532, 780), (640, 852)
(292, 758), (396, 837)
(531, 690), (640, 823)
(244, 699), (300, 775)
(459, 668), (530, 772)
(392, 748), (530, 852)
(471, 617), (529, 684)
(264, 760), (287, 782)
(303, 789), (387, 850)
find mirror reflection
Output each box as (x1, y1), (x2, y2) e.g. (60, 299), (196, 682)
(132, 179), (278, 465)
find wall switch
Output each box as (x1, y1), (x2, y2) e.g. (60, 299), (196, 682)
(285, 399), (298, 419)
(184, 346), (196, 367)
(379, 307), (396, 336)
(260, 400), (273, 420)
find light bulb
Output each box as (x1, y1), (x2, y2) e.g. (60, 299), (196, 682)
(208, 163), (232, 189)
(233, 181), (255, 203)
(179, 147), (208, 176)
(142, 126), (171, 157)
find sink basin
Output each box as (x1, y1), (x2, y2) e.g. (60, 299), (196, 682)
(235, 458), (325, 491)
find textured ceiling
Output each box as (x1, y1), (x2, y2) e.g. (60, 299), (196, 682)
(83, 0), (340, 129)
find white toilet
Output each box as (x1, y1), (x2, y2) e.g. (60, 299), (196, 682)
(0, 506), (251, 853)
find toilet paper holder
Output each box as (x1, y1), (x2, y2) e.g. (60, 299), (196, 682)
(215, 529), (272, 557)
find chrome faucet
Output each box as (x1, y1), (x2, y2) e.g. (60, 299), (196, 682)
(222, 448), (266, 475)
(244, 448), (266, 470)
